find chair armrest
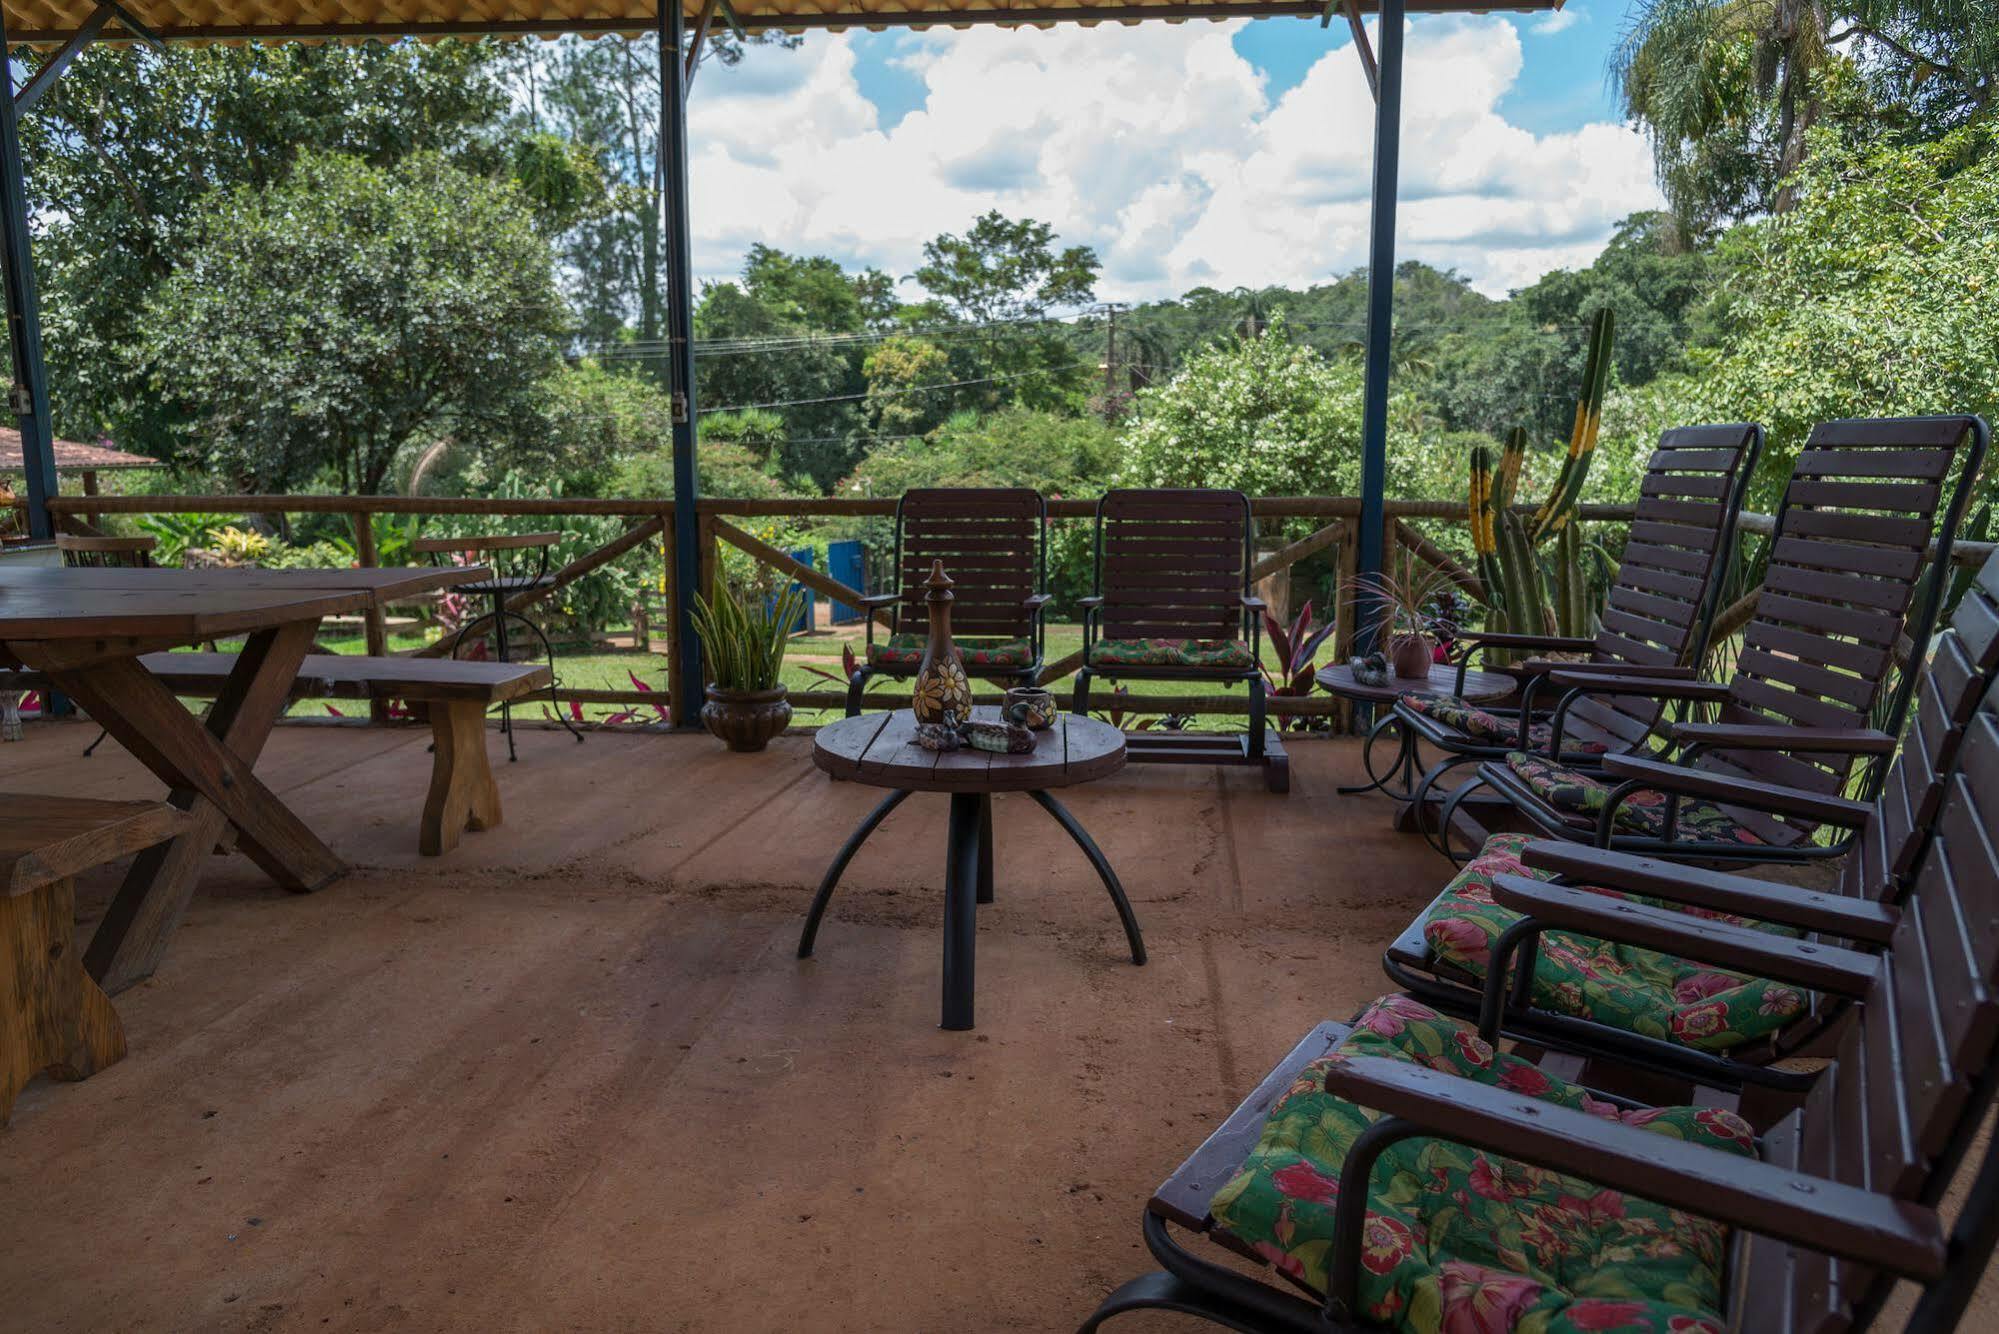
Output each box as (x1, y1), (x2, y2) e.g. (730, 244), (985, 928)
(1545, 671), (1732, 700)
(1670, 722), (1900, 755)
(1518, 840), (1900, 943)
(1599, 753), (1873, 826)
(1239, 593), (1267, 611)
(1457, 632), (1597, 654)
(1489, 874), (1880, 997)
(1077, 596), (1104, 609)
(1322, 1056), (1944, 1279)
(858, 592), (900, 608)
(1022, 593), (1053, 610)
(1520, 659), (1695, 680)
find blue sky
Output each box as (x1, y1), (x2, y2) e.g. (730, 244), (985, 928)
(687, 4), (1660, 300)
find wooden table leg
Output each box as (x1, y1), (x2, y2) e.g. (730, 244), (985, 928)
(48, 621), (346, 994)
(421, 699), (503, 857)
(2, 875), (125, 1125)
(941, 791), (983, 1031)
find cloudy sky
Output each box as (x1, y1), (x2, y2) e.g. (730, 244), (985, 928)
(683, 1), (1660, 302)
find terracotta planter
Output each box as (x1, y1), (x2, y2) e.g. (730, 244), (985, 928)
(701, 685), (792, 752)
(1389, 633), (1435, 681)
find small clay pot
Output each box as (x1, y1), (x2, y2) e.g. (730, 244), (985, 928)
(1389, 633), (1435, 681)
(701, 685), (792, 752)
(1004, 686), (1058, 731)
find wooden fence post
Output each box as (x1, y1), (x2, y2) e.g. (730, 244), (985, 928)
(350, 510), (388, 723)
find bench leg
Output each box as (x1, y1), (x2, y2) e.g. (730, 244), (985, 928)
(422, 700), (503, 857)
(2, 876), (126, 1126)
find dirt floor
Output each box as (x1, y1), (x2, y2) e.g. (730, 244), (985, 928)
(0, 722), (1991, 1331)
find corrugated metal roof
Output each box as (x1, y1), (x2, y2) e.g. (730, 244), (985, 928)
(6, 0), (1557, 44)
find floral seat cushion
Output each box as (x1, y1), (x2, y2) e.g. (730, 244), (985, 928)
(1088, 637), (1256, 671)
(1420, 833), (1810, 1052)
(869, 633), (1034, 672)
(1504, 753), (1766, 848)
(1400, 693), (1609, 756)
(1210, 993), (1748, 1332)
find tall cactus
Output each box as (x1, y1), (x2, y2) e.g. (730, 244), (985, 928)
(1466, 307), (1616, 651)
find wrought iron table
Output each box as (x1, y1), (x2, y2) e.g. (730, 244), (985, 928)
(803, 707), (1143, 1030)
(1315, 659), (1514, 797)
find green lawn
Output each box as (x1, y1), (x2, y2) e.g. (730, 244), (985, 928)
(257, 620), (1310, 729)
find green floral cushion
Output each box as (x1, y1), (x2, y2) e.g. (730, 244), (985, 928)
(869, 633), (1034, 671)
(1088, 637), (1255, 670)
(1209, 993), (1747, 1332)
(1421, 833), (1810, 1052)
(1505, 753), (1766, 848)
(1400, 693), (1609, 755)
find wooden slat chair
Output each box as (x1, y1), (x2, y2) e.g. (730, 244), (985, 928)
(2, 795), (186, 1124)
(414, 531), (581, 761)
(54, 533), (156, 569)
(1391, 423), (1762, 826)
(1080, 724), (1999, 1331)
(1440, 415), (1988, 866)
(1072, 489), (1286, 791)
(56, 533), (160, 754)
(1382, 548), (1999, 1093)
(844, 488), (1048, 715)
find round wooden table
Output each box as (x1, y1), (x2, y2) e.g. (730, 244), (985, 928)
(805, 707), (1143, 1031)
(1315, 659), (1515, 797)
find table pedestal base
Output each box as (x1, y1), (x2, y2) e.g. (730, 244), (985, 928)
(798, 788), (1145, 1031)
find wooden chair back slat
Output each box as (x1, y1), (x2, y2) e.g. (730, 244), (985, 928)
(55, 533), (155, 569)
(892, 488), (1044, 642)
(1552, 425), (1760, 744)
(1697, 417), (1986, 830)
(1093, 489), (1250, 644)
(1828, 563), (1999, 904)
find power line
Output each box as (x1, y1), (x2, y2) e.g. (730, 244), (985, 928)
(701, 360), (1098, 414)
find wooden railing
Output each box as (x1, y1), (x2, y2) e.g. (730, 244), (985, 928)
(33, 491), (1997, 731)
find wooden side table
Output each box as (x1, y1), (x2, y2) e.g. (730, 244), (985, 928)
(1315, 660), (1514, 797)
(804, 708), (1144, 1030)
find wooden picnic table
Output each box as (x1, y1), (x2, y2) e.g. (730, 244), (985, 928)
(0, 563), (485, 993)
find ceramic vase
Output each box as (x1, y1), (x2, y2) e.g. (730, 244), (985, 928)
(1389, 633), (1435, 681)
(911, 559), (973, 725)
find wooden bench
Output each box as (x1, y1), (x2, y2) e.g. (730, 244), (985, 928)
(135, 653), (551, 857)
(2, 796), (186, 1123)
(4, 654), (551, 858)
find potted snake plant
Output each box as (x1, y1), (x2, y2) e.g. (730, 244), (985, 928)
(690, 576), (806, 752)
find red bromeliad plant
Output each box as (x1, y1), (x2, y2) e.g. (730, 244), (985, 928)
(1261, 600), (1335, 731)
(798, 643), (862, 691)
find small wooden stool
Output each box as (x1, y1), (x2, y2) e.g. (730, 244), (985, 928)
(1, 795), (187, 1124)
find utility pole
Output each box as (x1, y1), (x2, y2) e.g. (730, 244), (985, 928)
(1099, 301), (1128, 401)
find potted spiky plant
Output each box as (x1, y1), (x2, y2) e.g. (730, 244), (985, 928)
(691, 576), (806, 752)
(1350, 554), (1457, 681)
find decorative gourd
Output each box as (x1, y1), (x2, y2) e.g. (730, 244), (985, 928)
(911, 560), (973, 725)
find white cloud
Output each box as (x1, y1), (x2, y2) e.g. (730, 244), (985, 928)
(685, 16), (1661, 301)
(1532, 8), (1581, 36)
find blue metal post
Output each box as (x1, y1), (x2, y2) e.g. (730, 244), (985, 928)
(0, 10), (60, 541)
(1354, 0), (1405, 654)
(659, 1), (703, 725)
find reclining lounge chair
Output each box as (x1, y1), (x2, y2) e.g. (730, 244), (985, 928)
(1437, 415), (1988, 867)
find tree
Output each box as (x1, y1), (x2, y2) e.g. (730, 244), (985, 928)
(860, 336), (954, 439)
(1601, 122), (1999, 510)
(141, 151), (568, 494)
(1612, 0), (1998, 234)
(16, 41), (512, 448)
(915, 211), (1100, 413)
(1116, 315), (1447, 500)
